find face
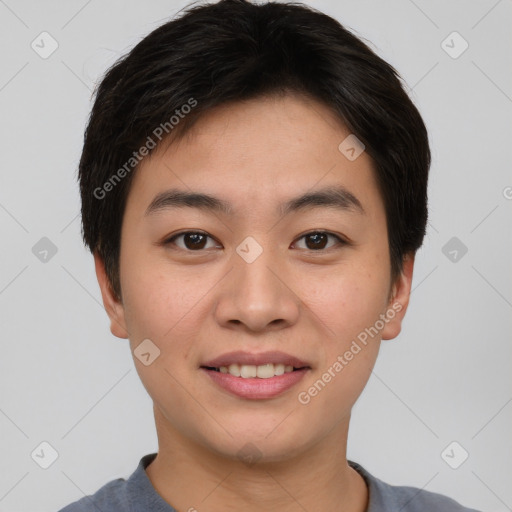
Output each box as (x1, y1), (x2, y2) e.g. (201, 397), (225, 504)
(95, 93), (414, 462)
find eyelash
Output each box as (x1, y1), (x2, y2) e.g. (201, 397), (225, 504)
(163, 230), (348, 252)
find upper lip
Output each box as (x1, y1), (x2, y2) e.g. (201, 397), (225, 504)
(201, 350), (310, 369)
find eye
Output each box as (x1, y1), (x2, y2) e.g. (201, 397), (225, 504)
(163, 230), (347, 252)
(164, 231), (221, 251)
(293, 231), (346, 251)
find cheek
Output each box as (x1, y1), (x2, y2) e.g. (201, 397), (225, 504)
(120, 265), (210, 415)
(296, 270), (385, 419)
(302, 263), (390, 344)
(121, 252), (211, 340)
(120, 257), (227, 402)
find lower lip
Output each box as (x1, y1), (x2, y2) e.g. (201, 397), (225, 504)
(201, 368), (309, 400)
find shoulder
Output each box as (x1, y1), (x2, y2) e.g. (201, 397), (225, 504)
(58, 453), (165, 512)
(349, 461), (482, 512)
(58, 477), (129, 511)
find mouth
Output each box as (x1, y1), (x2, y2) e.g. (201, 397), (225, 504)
(201, 363), (309, 379)
(200, 351), (311, 400)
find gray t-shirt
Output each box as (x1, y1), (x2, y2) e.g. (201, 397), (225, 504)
(59, 453), (480, 511)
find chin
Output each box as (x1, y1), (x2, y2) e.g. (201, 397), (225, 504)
(197, 421), (316, 465)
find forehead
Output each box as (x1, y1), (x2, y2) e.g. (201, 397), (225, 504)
(124, 93), (383, 221)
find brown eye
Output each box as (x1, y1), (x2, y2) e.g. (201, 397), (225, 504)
(294, 231), (345, 251)
(183, 233), (207, 249)
(305, 232), (328, 250)
(166, 231), (219, 251)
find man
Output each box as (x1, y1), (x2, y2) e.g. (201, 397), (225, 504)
(61, 1), (480, 510)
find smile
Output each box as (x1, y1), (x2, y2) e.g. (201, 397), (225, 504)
(204, 363), (302, 379)
(200, 350), (312, 399)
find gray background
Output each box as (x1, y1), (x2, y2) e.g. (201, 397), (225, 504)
(0, 0), (511, 511)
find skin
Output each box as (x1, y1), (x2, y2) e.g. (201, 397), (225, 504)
(95, 93), (415, 512)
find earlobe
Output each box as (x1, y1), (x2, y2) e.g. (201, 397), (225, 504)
(93, 251), (129, 339)
(381, 253), (415, 341)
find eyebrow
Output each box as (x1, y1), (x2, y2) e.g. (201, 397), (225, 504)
(144, 185), (365, 218)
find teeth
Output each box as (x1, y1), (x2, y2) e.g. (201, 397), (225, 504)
(228, 363), (241, 377)
(256, 364), (274, 378)
(218, 363), (298, 379)
(274, 363), (285, 376)
(240, 365), (257, 378)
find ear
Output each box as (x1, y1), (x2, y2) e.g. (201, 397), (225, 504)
(93, 251), (129, 339)
(380, 252), (415, 341)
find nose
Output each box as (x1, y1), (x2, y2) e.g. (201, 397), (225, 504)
(214, 242), (300, 333)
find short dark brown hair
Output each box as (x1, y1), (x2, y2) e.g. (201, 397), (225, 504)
(79, 0), (430, 301)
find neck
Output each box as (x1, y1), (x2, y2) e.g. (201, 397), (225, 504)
(145, 408), (368, 512)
